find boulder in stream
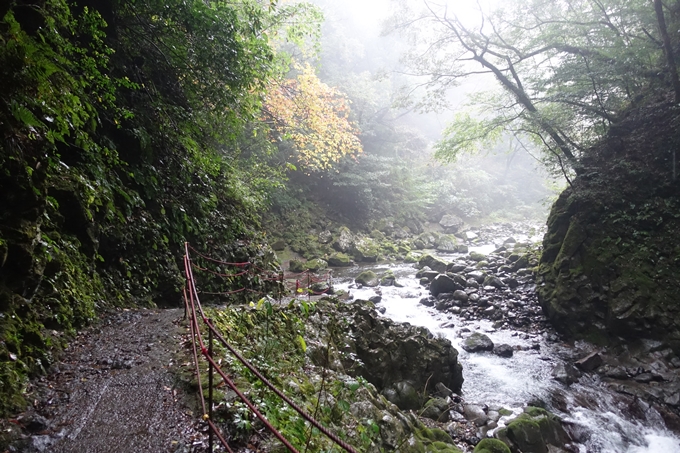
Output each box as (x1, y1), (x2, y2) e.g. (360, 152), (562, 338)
(462, 332), (494, 352)
(495, 407), (571, 453)
(430, 274), (464, 298)
(355, 270), (379, 287)
(309, 300), (464, 408)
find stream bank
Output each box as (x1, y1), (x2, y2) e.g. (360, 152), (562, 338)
(331, 222), (680, 452)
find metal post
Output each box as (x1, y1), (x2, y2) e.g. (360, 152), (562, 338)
(208, 322), (214, 452)
(307, 272), (311, 301)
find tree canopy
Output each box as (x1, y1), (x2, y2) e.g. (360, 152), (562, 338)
(386, 0), (679, 174)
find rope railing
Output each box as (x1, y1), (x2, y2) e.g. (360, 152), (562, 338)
(182, 243), (357, 453)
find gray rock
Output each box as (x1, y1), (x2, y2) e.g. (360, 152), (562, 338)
(467, 271), (486, 283)
(494, 344), (514, 358)
(333, 226), (354, 253)
(430, 274), (464, 298)
(419, 297), (435, 307)
(483, 276), (506, 289)
(355, 270), (379, 287)
(447, 263), (467, 273)
(574, 352), (603, 372)
(440, 214), (464, 233)
(421, 397), (450, 422)
(318, 230), (333, 244)
(552, 362), (582, 385)
(463, 404), (488, 426)
(435, 382), (453, 398)
(453, 290), (468, 302)
(419, 255), (448, 274)
(369, 296), (382, 304)
(462, 332), (494, 352)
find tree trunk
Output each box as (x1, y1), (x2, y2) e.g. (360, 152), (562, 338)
(654, 0), (680, 103)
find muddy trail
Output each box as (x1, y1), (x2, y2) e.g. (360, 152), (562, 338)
(6, 309), (207, 453)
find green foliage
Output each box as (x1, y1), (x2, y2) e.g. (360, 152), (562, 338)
(207, 302), (382, 452)
(0, 0), (317, 414)
(387, 0), (674, 171)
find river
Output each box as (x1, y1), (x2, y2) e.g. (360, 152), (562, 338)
(332, 226), (680, 453)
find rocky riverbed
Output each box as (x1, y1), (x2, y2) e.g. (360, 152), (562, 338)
(332, 222), (680, 452)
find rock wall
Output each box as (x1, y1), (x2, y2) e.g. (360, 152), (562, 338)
(537, 95), (680, 351)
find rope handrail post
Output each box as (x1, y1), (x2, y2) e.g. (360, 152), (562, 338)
(208, 320), (214, 453)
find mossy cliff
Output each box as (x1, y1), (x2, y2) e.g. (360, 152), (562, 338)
(537, 94), (680, 349)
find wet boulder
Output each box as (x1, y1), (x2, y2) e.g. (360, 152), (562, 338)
(552, 362), (581, 385)
(328, 253), (352, 267)
(331, 300), (464, 402)
(464, 404), (489, 426)
(496, 407), (571, 453)
(462, 332), (494, 352)
(574, 351), (603, 372)
(421, 397), (451, 422)
(431, 274), (464, 298)
(494, 344), (514, 358)
(354, 237), (380, 262)
(419, 254), (448, 274)
(355, 270), (379, 287)
(473, 438), (511, 453)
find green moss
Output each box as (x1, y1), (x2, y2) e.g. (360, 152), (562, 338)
(473, 438), (511, 453)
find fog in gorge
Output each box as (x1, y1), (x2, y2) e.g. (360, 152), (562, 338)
(305, 0), (557, 225)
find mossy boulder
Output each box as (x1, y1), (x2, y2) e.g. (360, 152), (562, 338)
(306, 258), (327, 272)
(289, 259), (305, 273)
(355, 270), (379, 287)
(473, 439), (511, 453)
(536, 100), (680, 350)
(418, 254), (448, 274)
(354, 237), (380, 262)
(405, 251), (422, 263)
(333, 226), (355, 253)
(496, 407), (570, 453)
(380, 270), (398, 286)
(328, 253), (352, 267)
(436, 234), (459, 253)
(469, 251), (487, 262)
(421, 397), (450, 422)
(311, 300), (464, 402)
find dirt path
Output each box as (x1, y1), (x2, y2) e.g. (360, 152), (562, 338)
(11, 308), (207, 453)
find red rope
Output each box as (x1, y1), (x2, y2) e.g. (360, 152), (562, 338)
(191, 262), (249, 278)
(184, 243), (355, 453)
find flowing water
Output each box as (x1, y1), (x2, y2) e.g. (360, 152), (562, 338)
(332, 230), (680, 453)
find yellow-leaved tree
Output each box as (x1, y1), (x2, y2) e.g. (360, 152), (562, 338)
(264, 63), (362, 172)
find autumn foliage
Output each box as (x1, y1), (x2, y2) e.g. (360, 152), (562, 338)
(265, 64), (363, 171)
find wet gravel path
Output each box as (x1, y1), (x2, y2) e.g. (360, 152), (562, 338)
(12, 309), (207, 453)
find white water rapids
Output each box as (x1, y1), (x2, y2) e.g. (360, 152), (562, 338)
(332, 240), (680, 453)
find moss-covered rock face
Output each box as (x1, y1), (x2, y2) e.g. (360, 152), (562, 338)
(355, 270), (379, 287)
(328, 252), (352, 267)
(496, 407), (569, 453)
(309, 300), (464, 403)
(207, 299), (464, 452)
(473, 438), (511, 453)
(537, 99), (680, 350)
